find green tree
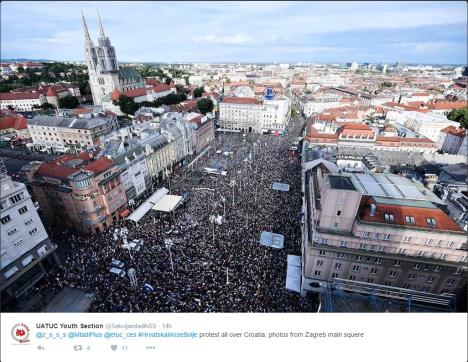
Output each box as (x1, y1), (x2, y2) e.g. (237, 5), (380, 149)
(447, 108), (468, 129)
(193, 86), (204, 98)
(33, 102), (55, 110)
(117, 95), (139, 115)
(177, 93), (187, 102)
(163, 92), (179, 105)
(197, 98), (214, 114)
(165, 77), (172, 85)
(58, 95), (79, 109)
(16, 66), (25, 73)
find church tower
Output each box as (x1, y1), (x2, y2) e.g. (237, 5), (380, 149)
(82, 11), (145, 106)
(82, 10), (120, 105)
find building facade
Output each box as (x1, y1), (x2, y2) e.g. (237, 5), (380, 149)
(0, 162), (57, 309)
(301, 161), (467, 299)
(25, 151), (128, 234)
(0, 91), (47, 111)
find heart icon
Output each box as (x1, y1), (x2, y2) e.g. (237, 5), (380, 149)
(111, 345), (118, 351)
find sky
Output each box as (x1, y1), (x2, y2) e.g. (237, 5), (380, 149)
(1, 1), (467, 64)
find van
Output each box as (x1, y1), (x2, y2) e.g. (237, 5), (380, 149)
(109, 267), (125, 277)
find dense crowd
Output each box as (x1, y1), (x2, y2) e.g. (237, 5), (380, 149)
(37, 116), (318, 312)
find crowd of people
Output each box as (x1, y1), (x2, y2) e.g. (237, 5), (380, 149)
(36, 116), (319, 312)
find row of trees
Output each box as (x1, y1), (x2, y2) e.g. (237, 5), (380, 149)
(115, 92), (189, 115)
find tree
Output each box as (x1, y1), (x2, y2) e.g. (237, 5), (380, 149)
(197, 98), (214, 115)
(162, 92), (179, 105)
(193, 86), (204, 98)
(58, 95), (79, 109)
(447, 108), (468, 129)
(138, 101), (154, 107)
(16, 66), (25, 73)
(33, 102), (55, 110)
(117, 95), (139, 115)
(165, 77), (172, 85)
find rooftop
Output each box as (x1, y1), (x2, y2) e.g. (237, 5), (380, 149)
(29, 114), (113, 130)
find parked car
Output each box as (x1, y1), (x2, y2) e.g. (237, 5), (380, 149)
(109, 267), (126, 277)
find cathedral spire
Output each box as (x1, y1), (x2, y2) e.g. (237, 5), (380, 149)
(81, 10), (93, 45)
(97, 9), (106, 38)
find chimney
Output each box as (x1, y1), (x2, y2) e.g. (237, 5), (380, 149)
(370, 203), (376, 216)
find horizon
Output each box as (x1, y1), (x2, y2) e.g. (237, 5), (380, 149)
(1, 1), (467, 64)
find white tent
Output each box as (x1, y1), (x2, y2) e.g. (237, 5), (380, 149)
(152, 194), (182, 213)
(127, 187), (169, 223)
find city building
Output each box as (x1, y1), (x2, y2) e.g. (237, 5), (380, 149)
(82, 11), (145, 105)
(301, 162), (467, 298)
(24, 151), (128, 234)
(27, 111), (119, 152)
(438, 126), (467, 155)
(0, 91), (47, 111)
(0, 161), (57, 309)
(0, 110), (29, 139)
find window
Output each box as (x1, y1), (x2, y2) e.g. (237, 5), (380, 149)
(383, 234), (391, 240)
(384, 213), (395, 223)
(337, 253), (344, 259)
(9, 193), (23, 204)
(335, 263), (342, 270)
(314, 270), (321, 277)
(18, 206), (28, 215)
(362, 231), (370, 238)
(403, 236), (412, 243)
(319, 250), (326, 256)
(447, 279), (456, 286)
(7, 228), (18, 236)
(370, 268), (378, 275)
(414, 263), (421, 269)
(389, 270), (398, 278)
(447, 241), (455, 247)
(426, 276), (435, 283)
(408, 273), (415, 280)
(13, 239), (24, 247)
(337, 210), (341, 216)
(422, 286), (431, 293)
(351, 265), (360, 272)
(385, 281), (393, 286)
(394, 260), (401, 267)
(356, 255), (363, 261)
(398, 248), (406, 255)
(454, 268), (462, 275)
(367, 278), (374, 284)
(425, 239), (433, 246)
(316, 260), (324, 267)
(340, 240), (347, 247)
(1, 215), (11, 224)
(378, 245), (386, 252)
(403, 283), (410, 289)
(359, 243), (367, 250)
(405, 215), (415, 224)
(333, 222), (339, 228)
(331, 273), (339, 279)
(29, 227), (38, 236)
(349, 275), (356, 281)
(375, 258), (382, 264)
(423, 264), (430, 271)
(426, 218), (437, 226)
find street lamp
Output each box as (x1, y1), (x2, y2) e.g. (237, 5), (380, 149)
(209, 215), (216, 243)
(164, 238), (175, 274)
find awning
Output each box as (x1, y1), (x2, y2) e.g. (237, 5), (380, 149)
(259, 231), (284, 249)
(127, 187), (169, 223)
(285, 255), (302, 293)
(272, 182), (290, 192)
(152, 194), (182, 213)
(119, 209), (130, 218)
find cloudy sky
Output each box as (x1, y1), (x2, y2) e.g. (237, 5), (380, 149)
(1, 1), (467, 64)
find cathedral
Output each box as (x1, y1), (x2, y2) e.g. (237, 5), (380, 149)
(81, 11), (145, 106)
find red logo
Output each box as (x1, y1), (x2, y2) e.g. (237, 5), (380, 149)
(11, 323), (30, 343)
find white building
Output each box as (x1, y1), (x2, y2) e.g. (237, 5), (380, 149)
(27, 112), (118, 152)
(0, 162), (56, 307)
(398, 111), (459, 142)
(0, 92), (47, 111)
(303, 95), (341, 117)
(262, 98), (291, 132)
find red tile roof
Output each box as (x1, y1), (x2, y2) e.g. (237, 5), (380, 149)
(152, 84), (171, 93)
(360, 199), (463, 232)
(46, 86), (58, 97)
(222, 97), (262, 105)
(428, 100), (467, 110)
(123, 88), (147, 98)
(84, 156), (113, 174)
(0, 115), (28, 130)
(440, 125), (466, 136)
(0, 91), (42, 100)
(111, 89), (121, 101)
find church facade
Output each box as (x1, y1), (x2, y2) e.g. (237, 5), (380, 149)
(82, 11), (145, 106)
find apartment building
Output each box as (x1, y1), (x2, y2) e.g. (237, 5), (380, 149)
(0, 162), (57, 309)
(219, 97), (291, 133)
(301, 161), (467, 297)
(24, 151), (128, 234)
(27, 112), (119, 152)
(0, 91), (47, 111)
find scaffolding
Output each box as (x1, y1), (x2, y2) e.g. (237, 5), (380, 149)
(320, 278), (455, 313)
